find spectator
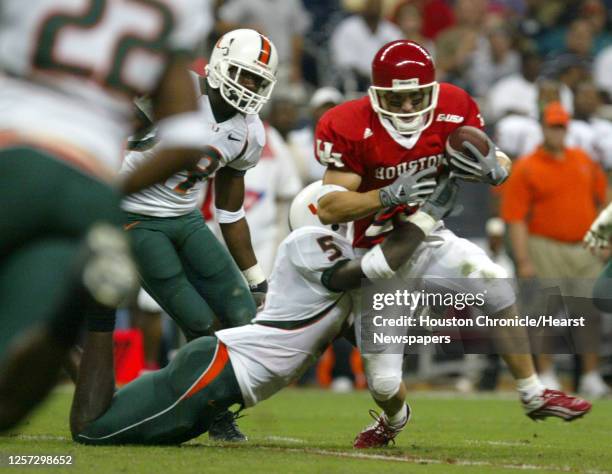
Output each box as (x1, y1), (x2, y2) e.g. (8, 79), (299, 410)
(434, 0), (487, 91)
(495, 79), (571, 159)
(330, 0), (403, 92)
(216, 0), (311, 86)
(267, 96), (301, 140)
(240, 124), (303, 274)
(389, 1), (436, 52)
(288, 87), (344, 184)
(568, 80), (612, 170)
(594, 44), (612, 100)
(468, 26), (521, 97)
(388, 0), (455, 40)
(486, 49), (543, 122)
(501, 101), (610, 398)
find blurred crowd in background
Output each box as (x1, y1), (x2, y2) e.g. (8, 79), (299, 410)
(115, 0), (612, 398)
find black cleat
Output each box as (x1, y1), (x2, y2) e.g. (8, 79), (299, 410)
(208, 410), (247, 442)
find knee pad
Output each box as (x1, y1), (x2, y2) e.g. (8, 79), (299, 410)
(470, 262), (516, 314)
(82, 223), (138, 308)
(367, 373), (402, 401)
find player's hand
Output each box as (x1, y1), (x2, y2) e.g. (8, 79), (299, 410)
(379, 166), (437, 207)
(420, 174), (459, 221)
(448, 137), (508, 186)
(584, 203), (612, 253)
(249, 280), (268, 309)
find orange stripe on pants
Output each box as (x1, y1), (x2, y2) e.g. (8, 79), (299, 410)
(182, 342), (229, 400)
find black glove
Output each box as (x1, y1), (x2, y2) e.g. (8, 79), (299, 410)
(249, 279), (268, 308)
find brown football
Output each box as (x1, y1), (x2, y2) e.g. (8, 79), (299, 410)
(445, 126), (490, 163)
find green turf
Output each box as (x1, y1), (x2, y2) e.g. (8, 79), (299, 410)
(0, 387), (609, 474)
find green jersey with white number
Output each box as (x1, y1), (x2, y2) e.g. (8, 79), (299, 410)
(0, 0), (210, 180)
(120, 95), (265, 217)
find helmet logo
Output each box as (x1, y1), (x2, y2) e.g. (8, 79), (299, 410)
(392, 78), (419, 87)
(219, 38), (235, 57)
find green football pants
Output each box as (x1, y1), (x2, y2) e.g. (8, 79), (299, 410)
(0, 147), (123, 354)
(75, 336), (243, 445)
(125, 211), (255, 340)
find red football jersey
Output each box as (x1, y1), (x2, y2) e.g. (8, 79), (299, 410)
(315, 82), (484, 249)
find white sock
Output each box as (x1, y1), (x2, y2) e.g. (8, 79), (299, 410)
(386, 404), (408, 429)
(516, 374), (546, 400)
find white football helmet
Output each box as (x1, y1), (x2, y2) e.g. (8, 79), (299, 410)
(206, 29), (278, 115)
(289, 181), (348, 236)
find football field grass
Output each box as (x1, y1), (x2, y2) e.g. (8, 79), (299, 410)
(1, 387), (610, 474)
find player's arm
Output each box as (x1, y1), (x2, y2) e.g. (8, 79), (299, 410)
(118, 56), (205, 195)
(318, 169), (381, 224)
(215, 166), (267, 304)
(318, 167), (437, 224)
(323, 176), (458, 291)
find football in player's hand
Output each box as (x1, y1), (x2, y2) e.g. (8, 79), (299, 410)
(445, 126), (490, 165)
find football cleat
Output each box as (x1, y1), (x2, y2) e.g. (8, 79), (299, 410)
(208, 409), (247, 442)
(353, 405), (410, 449)
(522, 389), (592, 421)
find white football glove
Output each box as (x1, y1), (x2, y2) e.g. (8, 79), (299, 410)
(447, 136), (508, 186)
(584, 203), (612, 251)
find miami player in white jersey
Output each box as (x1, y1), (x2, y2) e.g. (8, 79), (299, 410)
(0, 0), (214, 430)
(68, 175), (460, 445)
(118, 29), (278, 441)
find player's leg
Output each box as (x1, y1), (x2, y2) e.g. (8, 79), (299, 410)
(354, 352), (410, 449)
(0, 148), (133, 430)
(401, 228), (591, 420)
(126, 218), (218, 340)
(352, 292), (410, 448)
(172, 212), (253, 441)
(179, 212), (255, 329)
(72, 335), (243, 445)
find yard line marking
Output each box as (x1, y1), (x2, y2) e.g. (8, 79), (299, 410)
(254, 446), (610, 474)
(264, 436), (306, 444)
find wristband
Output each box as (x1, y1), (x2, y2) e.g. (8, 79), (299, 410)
(407, 211), (437, 235)
(216, 207), (246, 224)
(361, 244), (395, 280)
(243, 263), (266, 287)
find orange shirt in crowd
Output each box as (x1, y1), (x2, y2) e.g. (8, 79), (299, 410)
(501, 146), (607, 243)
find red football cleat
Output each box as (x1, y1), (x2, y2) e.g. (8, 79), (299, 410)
(353, 405), (410, 449)
(523, 389), (592, 421)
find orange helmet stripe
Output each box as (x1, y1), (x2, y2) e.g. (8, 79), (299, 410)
(258, 34), (272, 65)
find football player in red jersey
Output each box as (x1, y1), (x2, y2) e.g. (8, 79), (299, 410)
(315, 40), (592, 449)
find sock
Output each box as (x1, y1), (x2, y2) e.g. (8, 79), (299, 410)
(386, 404), (408, 429)
(516, 374), (546, 400)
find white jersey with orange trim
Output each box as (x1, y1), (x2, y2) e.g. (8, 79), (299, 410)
(0, 0), (211, 180)
(216, 226), (354, 407)
(120, 95), (265, 217)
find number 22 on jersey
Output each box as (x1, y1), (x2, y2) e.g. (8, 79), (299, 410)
(33, 0), (174, 96)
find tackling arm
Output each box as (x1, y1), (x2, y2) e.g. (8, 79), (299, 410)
(325, 176), (458, 291)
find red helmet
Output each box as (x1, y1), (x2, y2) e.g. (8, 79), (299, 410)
(368, 40), (439, 135)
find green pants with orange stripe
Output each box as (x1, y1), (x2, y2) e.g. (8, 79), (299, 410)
(75, 337), (243, 445)
(0, 146), (123, 355)
(125, 211), (255, 340)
